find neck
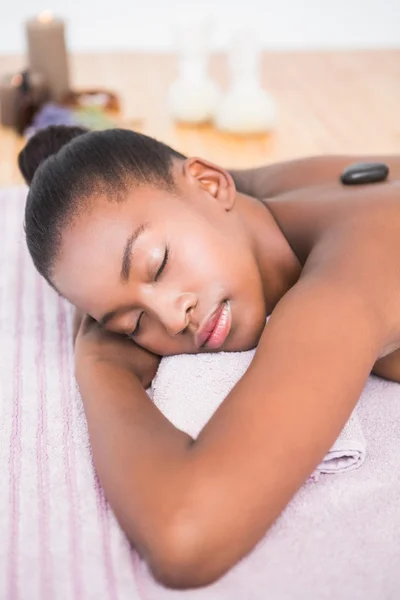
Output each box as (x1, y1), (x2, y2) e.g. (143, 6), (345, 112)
(235, 192), (302, 313)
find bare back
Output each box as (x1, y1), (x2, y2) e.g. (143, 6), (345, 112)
(259, 165), (400, 380)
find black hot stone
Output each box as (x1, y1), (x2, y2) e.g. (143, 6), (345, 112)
(340, 162), (389, 185)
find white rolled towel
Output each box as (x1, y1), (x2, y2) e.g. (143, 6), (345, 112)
(150, 347), (366, 481)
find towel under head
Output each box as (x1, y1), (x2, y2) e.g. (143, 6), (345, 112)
(150, 345), (366, 479)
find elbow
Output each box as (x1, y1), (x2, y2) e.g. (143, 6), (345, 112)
(144, 518), (228, 590)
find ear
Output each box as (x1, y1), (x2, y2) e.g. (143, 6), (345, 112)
(182, 157), (237, 211)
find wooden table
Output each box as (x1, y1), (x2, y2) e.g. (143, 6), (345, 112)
(1, 50), (399, 186)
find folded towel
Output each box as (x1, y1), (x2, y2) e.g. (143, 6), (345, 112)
(151, 346), (366, 480)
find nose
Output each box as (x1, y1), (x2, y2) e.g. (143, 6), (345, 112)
(150, 291), (198, 337)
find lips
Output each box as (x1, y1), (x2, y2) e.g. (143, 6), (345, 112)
(195, 301), (232, 350)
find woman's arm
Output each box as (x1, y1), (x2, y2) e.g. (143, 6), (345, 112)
(74, 321), (194, 579)
(75, 232), (396, 589)
(229, 154), (400, 199)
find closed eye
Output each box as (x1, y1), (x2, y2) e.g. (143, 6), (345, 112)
(155, 245), (169, 281)
(129, 311), (143, 338)
(129, 245), (169, 338)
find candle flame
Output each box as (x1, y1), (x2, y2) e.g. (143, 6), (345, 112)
(38, 11), (53, 23)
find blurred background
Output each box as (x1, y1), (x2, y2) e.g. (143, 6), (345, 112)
(2, 0), (399, 53)
(0, 0), (399, 185)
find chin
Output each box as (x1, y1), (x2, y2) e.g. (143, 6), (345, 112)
(234, 310), (267, 351)
(208, 319), (266, 354)
(222, 338), (259, 353)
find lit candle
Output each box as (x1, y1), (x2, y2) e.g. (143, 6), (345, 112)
(26, 12), (70, 102)
(0, 74), (22, 127)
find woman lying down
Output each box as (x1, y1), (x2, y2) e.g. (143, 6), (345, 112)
(18, 126), (400, 589)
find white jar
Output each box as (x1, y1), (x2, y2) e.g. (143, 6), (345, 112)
(168, 55), (221, 124)
(214, 29), (278, 134)
(167, 16), (221, 125)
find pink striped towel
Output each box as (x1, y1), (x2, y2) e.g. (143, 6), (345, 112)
(1, 187), (400, 600)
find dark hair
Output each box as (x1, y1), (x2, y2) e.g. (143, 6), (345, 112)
(18, 125), (89, 185)
(19, 126), (186, 287)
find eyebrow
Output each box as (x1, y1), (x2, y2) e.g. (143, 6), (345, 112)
(98, 223), (149, 328)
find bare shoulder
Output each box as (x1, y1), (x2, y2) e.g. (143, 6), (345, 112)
(230, 154), (400, 199)
(255, 179), (400, 285)
(303, 199), (400, 354)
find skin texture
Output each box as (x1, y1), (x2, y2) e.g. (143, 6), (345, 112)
(58, 154), (400, 588)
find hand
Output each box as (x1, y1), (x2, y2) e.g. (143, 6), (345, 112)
(74, 314), (161, 389)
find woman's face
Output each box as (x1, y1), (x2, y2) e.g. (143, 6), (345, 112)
(53, 159), (267, 355)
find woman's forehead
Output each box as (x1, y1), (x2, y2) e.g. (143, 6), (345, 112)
(53, 186), (199, 301)
(54, 195), (174, 293)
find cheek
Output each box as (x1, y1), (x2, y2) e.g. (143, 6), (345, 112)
(139, 329), (192, 356)
(55, 256), (122, 316)
(173, 227), (260, 315)
(177, 227), (238, 280)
